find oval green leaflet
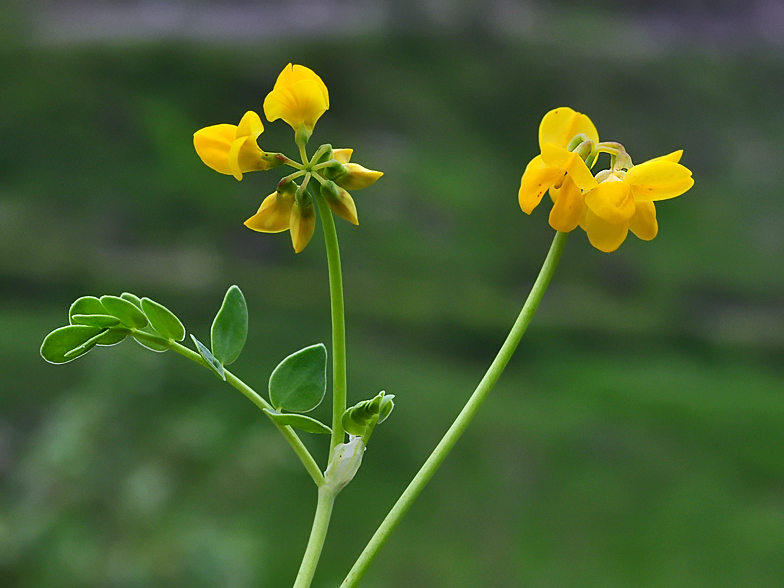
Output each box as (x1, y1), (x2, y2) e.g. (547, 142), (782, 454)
(100, 295), (148, 329)
(262, 409), (331, 435)
(211, 285), (248, 366)
(69, 296), (107, 323)
(269, 343), (327, 413)
(41, 325), (105, 364)
(121, 292), (169, 352)
(141, 297), (186, 341)
(71, 314), (122, 328)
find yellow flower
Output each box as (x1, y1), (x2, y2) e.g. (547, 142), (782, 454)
(193, 111), (280, 181)
(580, 151), (694, 252)
(289, 200), (317, 253)
(263, 64), (330, 132)
(244, 190), (295, 234)
(519, 107), (599, 231)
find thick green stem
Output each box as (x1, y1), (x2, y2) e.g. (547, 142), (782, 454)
(292, 487), (336, 588)
(314, 194), (348, 454)
(339, 230), (569, 588)
(155, 338), (325, 486)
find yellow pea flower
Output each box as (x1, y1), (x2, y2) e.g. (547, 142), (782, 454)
(193, 111), (281, 181)
(519, 107), (599, 224)
(580, 151), (694, 252)
(290, 200), (317, 253)
(263, 63), (330, 132)
(244, 190), (295, 234)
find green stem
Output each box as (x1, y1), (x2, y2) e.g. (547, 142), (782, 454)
(339, 230), (569, 588)
(153, 337), (325, 486)
(314, 194), (348, 454)
(292, 487), (336, 588)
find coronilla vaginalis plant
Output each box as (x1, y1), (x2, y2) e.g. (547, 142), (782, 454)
(40, 64), (694, 588)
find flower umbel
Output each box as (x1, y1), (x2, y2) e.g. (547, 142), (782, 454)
(194, 64), (382, 253)
(519, 107), (694, 252)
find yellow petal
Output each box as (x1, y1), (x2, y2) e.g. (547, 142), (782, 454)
(335, 163), (383, 191)
(539, 107), (599, 151)
(628, 201), (658, 241)
(540, 143), (597, 191)
(581, 208), (629, 253)
(625, 159), (694, 202)
(648, 150), (682, 163)
(290, 201), (316, 253)
(193, 124), (237, 175)
(333, 149), (353, 164)
(265, 65), (329, 131)
(519, 155), (562, 214)
(584, 176), (636, 223)
(272, 64), (329, 108)
(236, 110), (264, 139)
(244, 192), (294, 233)
(548, 176), (583, 232)
(228, 137), (247, 180)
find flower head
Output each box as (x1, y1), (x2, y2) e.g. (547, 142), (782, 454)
(194, 111), (282, 181)
(263, 64), (330, 132)
(195, 65), (381, 254)
(518, 108), (694, 252)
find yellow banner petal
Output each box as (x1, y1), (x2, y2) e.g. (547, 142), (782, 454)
(539, 107), (599, 151)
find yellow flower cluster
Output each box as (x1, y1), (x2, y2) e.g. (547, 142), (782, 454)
(519, 108), (694, 252)
(193, 64), (382, 252)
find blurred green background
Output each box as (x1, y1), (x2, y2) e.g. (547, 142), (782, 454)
(2, 1), (784, 587)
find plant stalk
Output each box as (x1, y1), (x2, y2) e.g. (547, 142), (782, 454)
(314, 194), (348, 455)
(161, 338), (325, 486)
(292, 487), (336, 588)
(339, 230), (569, 588)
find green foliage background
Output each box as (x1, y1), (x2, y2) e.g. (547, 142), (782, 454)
(1, 3), (783, 587)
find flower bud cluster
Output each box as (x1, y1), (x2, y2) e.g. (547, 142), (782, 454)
(193, 64), (383, 253)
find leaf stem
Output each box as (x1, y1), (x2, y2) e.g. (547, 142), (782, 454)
(292, 487), (336, 588)
(152, 337), (325, 486)
(338, 230), (569, 588)
(314, 194), (349, 455)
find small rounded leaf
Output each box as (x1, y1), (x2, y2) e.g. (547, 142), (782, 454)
(100, 295), (148, 329)
(211, 285), (248, 366)
(262, 409), (332, 435)
(69, 296), (106, 324)
(71, 314), (122, 328)
(120, 292), (143, 307)
(141, 298), (185, 341)
(41, 325), (104, 364)
(97, 328), (130, 346)
(269, 343), (327, 413)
